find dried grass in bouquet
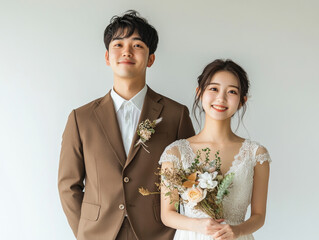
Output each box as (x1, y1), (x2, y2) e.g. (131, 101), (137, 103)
(139, 148), (234, 220)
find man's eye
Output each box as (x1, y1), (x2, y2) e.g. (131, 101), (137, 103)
(114, 43), (121, 47)
(134, 44), (143, 48)
(229, 90), (238, 94)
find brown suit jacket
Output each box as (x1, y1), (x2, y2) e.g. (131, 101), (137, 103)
(58, 86), (195, 240)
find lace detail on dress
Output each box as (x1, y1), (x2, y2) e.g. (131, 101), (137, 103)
(225, 139), (250, 176)
(159, 139), (271, 240)
(159, 140), (183, 166)
(255, 152), (272, 165)
(159, 152), (180, 164)
(158, 139), (197, 170)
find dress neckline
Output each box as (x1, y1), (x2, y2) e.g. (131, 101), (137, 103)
(182, 138), (249, 176)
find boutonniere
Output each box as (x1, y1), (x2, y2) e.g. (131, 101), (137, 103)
(134, 117), (162, 153)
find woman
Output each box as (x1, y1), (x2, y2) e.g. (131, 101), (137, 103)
(159, 59), (271, 240)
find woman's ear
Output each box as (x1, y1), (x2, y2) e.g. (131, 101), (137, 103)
(196, 87), (200, 97)
(238, 96), (248, 109)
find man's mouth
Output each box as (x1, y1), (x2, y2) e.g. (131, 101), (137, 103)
(211, 105), (228, 112)
(118, 60), (135, 64)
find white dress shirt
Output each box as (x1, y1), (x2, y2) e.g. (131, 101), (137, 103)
(110, 85), (147, 156)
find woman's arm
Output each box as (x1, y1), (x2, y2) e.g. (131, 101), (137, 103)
(213, 147), (271, 240)
(160, 161), (223, 236)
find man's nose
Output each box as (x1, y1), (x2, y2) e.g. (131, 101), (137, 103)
(122, 46), (133, 57)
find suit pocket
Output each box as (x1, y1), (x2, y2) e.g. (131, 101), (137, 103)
(80, 202), (101, 221)
(153, 204), (161, 223)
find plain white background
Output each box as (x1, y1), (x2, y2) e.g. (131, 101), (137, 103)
(1, 0), (319, 239)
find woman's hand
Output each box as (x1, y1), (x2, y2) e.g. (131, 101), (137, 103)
(212, 224), (239, 240)
(193, 218), (224, 236)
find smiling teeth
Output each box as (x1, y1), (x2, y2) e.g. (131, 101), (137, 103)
(213, 105), (227, 110)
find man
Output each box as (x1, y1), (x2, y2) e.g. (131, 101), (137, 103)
(58, 10), (195, 240)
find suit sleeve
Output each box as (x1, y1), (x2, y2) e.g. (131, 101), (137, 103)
(177, 105), (195, 139)
(58, 110), (85, 237)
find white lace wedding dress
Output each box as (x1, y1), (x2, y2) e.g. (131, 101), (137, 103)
(159, 139), (271, 240)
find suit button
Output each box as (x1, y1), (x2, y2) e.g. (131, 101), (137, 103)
(119, 204), (125, 210)
(124, 177), (130, 183)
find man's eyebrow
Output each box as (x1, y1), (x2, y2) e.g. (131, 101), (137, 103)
(112, 37), (123, 41)
(208, 83), (239, 89)
(112, 37), (143, 41)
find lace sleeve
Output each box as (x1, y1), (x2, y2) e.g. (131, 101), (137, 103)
(254, 145), (272, 166)
(158, 141), (181, 166)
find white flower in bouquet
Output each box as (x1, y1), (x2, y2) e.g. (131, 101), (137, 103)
(203, 166), (216, 173)
(198, 172), (218, 190)
(181, 186), (207, 207)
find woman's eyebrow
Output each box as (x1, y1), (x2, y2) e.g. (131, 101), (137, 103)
(208, 83), (239, 89)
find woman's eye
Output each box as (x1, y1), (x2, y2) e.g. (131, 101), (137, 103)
(229, 90), (238, 94)
(114, 43), (121, 47)
(210, 88), (217, 91)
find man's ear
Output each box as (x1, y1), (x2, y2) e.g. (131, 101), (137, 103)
(105, 50), (110, 66)
(147, 54), (155, 67)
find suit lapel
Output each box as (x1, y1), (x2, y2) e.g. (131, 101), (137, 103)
(125, 87), (163, 168)
(94, 91), (126, 166)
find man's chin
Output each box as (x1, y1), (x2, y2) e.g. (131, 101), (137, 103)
(118, 73), (135, 79)
(115, 71), (144, 80)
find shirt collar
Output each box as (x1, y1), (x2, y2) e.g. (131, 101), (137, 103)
(111, 85), (147, 112)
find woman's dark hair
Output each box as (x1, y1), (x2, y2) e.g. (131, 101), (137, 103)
(103, 10), (158, 55)
(192, 59), (250, 131)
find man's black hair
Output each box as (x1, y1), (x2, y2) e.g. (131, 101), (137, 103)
(103, 10), (159, 55)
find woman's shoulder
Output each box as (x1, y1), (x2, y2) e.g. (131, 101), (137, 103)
(245, 139), (269, 152)
(245, 139), (272, 164)
(163, 139), (189, 152)
(159, 139), (189, 165)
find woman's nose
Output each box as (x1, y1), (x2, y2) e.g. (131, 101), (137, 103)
(216, 92), (226, 102)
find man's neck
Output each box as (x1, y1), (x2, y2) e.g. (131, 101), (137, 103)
(113, 78), (146, 100)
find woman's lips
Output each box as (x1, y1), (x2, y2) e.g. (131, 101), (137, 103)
(211, 105), (228, 112)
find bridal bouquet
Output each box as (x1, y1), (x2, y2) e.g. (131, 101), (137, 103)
(139, 148), (234, 219)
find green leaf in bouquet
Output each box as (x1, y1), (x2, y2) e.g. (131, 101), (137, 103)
(165, 192), (172, 196)
(202, 147), (210, 164)
(213, 151), (221, 171)
(216, 172), (235, 203)
(190, 151), (201, 171)
(174, 202), (179, 211)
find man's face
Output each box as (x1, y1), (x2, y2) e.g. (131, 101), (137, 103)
(105, 30), (155, 80)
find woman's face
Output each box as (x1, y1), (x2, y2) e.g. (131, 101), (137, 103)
(201, 71), (242, 121)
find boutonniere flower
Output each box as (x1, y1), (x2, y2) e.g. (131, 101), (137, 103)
(134, 117), (162, 153)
